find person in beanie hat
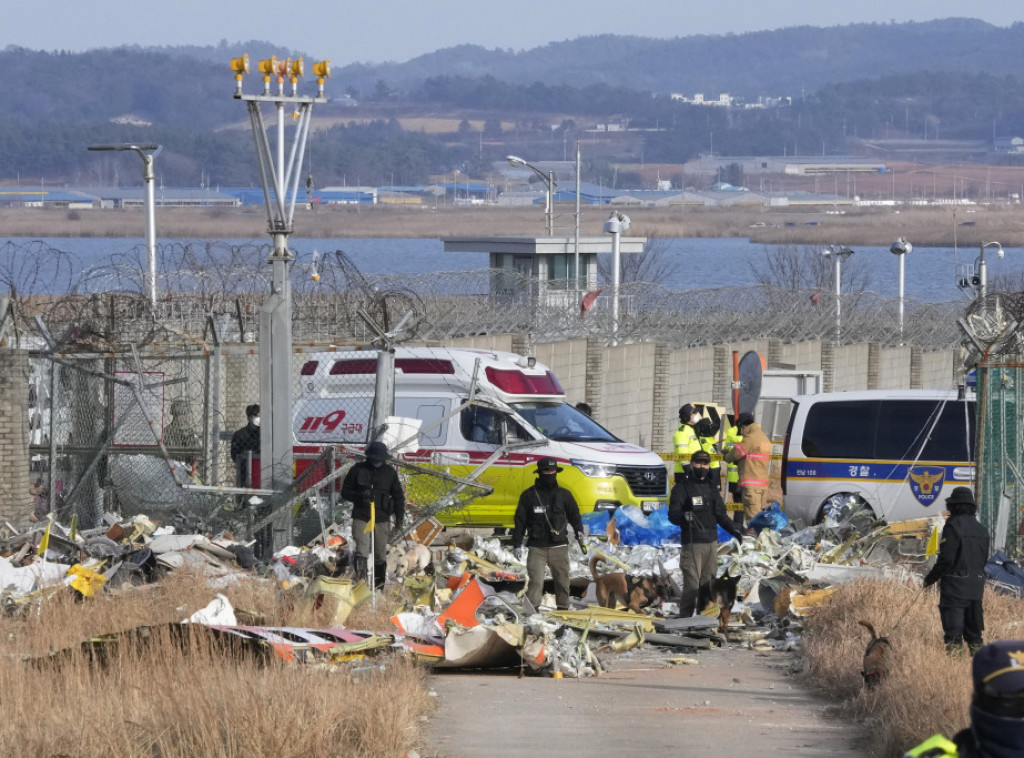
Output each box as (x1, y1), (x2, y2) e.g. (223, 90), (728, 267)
(904, 639), (1024, 757)
(924, 486), (990, 655)
(341, 441), (405, 588)
(512, 457), (585, 610)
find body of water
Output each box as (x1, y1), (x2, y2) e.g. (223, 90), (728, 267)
(7, 236), (1023, 303)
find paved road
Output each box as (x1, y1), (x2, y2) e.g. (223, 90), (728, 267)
(422, 643), (869, 757)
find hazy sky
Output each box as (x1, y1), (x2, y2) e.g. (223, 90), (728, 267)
(3, 0), (1020, 66)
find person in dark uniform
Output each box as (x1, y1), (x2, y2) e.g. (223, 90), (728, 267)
(904, 640), (1024, 757)
(668, 449), (743, 618)
(340, 441), (405, 588)
(230, 403), (260, 487)
(512, 457), (585, 611)
(923, 486), (990, 655)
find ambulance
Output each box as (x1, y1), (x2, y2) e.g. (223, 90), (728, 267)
(292, 347), (669, 527)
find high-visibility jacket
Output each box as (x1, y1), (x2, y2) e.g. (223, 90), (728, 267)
(672, 423), (700, 475)
(723, 426), (742, 485)
(723, 421), (771, 489)
(902, 733), (959, 757)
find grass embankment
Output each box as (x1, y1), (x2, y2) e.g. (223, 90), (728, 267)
(0, 570), (432, 757)
(801, 578), (1024, 757)
(6, 203), (1024, 246)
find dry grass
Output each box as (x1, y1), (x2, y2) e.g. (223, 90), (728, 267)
(0, 571), (433, 757)
(800, 578), (1024, 757)
(8, 203), (1024, 246)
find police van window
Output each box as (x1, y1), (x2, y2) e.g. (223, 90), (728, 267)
(922, 401), (975, 462)
(460, 406), (502, 445)
(875, 400), (941, 460)
(802, 400), (879, 458)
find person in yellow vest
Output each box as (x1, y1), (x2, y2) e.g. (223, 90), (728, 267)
(723, 412), (772, 530)
(904, 639), (1024, 757)
(673, 404), (701, 485)
(722, 418), (744, 527)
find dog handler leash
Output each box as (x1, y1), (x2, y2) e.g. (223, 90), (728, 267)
(888, 586), (927, 635)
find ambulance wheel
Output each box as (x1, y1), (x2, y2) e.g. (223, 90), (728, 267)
(816, 492), (875, 525)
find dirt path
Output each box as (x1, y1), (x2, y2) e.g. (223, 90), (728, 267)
(421, 642), (869, 757)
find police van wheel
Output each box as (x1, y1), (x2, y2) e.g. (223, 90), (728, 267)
(817, 493), (875, 525)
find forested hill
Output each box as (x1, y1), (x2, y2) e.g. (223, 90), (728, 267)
(337, 18), (1024, 96)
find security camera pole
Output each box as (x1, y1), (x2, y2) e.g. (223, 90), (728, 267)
(890, 237), (912, 345)
(978, 241), (1004, 300)
(231, 53), (330, 550)
(603, 212), (631, 345)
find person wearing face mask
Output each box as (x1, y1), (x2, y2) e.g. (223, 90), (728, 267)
(341, 441), (406, 587)
(230, 403), (261, 487)
(668, 450), (743, 618)
(673, 403), (703, 485)
(512, 457), (585, 610)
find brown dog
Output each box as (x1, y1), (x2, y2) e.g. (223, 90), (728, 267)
(858, 620), (892, 688)
(589, 555), (662, 613)
(710, 573), (741, 633)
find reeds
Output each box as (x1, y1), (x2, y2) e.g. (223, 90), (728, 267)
(800, 578), (1024, 757)
(0, 570), (433, 757)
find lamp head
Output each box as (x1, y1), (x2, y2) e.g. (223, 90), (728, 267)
(506, 155), (526, 167)
(890, 237), (912, 255)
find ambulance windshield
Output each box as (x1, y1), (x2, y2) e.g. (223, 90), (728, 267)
(511, 402), (618, 442)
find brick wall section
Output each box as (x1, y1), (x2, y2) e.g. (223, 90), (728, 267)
(713, 346), (730, 408)
(779, 341), (824, 373)
(920, 349), (958, 388)
(867, 342), (881, 389)
(651, 343), (672, 453)
(0, 349), (31, 526)
(910, 346), (923, 389)
(665, 346), (715, 451)
(821, 341), (835, 392)
(584, 336), (606, 421)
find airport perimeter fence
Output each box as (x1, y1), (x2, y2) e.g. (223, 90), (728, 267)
(0, 239), (967, 350)
(22, 334), (487, 544)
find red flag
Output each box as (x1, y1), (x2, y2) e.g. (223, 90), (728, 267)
(810, 292), (821, 306)
(580, 289), (603, 319)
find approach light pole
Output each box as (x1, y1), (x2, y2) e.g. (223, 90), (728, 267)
(822, 245), (855, 343)
(231, 52), (329, 551)
(978, 241), (1004, 300)
(506, 155), (556, 235)
(603, 211), (631, 345)
(890, 237), (912, 345)
(87, 143), (162, 307)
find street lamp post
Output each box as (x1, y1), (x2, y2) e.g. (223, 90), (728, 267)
(603, 212), (631, 344)
(87, 143), (162, 307)
(822, 245), (855, 342)
(979, 241), (1004, 300)
(506, 155), (556, 235)
(890, 237), (913, 345)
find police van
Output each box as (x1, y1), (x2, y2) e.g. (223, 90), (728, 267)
(293, 347), (669, 527)
(782, 389), (975, 524)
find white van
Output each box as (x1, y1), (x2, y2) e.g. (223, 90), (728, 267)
(782, 389), (976, 524)
(293, 347), (669, 527)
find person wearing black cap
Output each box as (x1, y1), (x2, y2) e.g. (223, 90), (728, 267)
(668, 449), (743, 618)
(924, 486), (990, 655)
(723, 412), (773, 532)
(904, 639), (1024, 757)
(230, 403), (261, 487)
(512, 457), (585, 610)
(673, 403), (702, 485)
(341, 441), (406, 588)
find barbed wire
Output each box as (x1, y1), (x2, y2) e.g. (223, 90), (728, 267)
(0, 239), (982, 351)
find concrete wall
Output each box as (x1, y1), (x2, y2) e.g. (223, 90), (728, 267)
(602, 343), (657, 448)
(832, 344), (871, 391)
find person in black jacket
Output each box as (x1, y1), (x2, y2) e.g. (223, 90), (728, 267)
(230, 403), (260, 486)
(341, 441), (406, 588)
(668, 450), (743, 618)
(512, 457), (585, 610)
(924, 486), (990, 655)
